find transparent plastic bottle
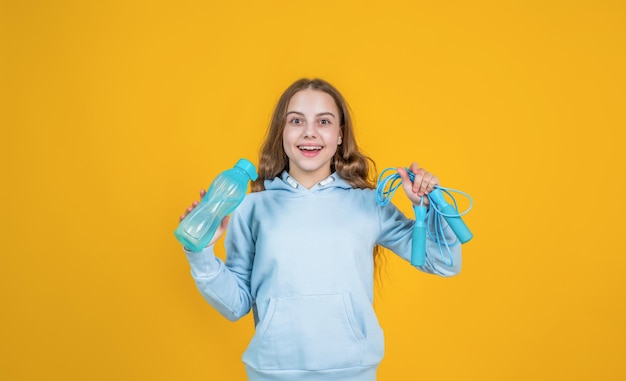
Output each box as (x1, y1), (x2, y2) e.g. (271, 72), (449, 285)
(174, 158), (258, 252)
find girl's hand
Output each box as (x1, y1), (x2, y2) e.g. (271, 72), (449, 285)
(179, 189), (230, 247)
(179, 189), (207, 222)
(397, 162), (440, 206)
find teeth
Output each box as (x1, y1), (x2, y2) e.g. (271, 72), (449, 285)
(299, 146), (322, 150)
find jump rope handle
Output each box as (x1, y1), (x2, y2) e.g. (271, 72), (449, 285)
(412, 202), (428, 266)
(429, 188), (473, 244)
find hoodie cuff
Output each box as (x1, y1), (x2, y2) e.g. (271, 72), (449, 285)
(183, 245), (222, 278)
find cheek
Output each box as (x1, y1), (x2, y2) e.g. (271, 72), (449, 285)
(282, 130), (295, 157)
(324, 128), (341, 144)
(325, 133), (340, 155)
(282, 129), (291, 147)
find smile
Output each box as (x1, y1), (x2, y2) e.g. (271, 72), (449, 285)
(298, 145), (323, 151)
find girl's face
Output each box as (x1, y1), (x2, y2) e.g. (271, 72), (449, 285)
(283, 88), (342, 188)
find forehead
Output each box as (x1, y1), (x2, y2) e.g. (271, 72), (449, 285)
(287, 89), (339, 114)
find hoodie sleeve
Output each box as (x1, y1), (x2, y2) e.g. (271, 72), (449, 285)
(183, 206), (254, 322)
(376, 201), (462, 277)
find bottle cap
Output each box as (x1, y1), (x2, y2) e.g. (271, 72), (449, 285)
(234, 158), (258, 181)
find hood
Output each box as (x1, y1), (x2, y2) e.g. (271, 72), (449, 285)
(263, 171), (353, 195)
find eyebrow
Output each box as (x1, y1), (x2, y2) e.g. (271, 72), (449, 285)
(286, 111), (336, 119)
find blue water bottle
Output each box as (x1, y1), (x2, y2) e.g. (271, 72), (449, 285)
(174, 158), (258, 252)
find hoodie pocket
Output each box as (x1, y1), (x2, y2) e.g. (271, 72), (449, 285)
(244, 293), (367, 371)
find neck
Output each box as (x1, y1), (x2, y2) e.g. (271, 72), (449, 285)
(288, 168), (332, 189)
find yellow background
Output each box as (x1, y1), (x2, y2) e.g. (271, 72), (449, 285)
(2, 1), (625, 380)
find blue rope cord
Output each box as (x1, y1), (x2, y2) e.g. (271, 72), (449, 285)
(375, 168), (473, 267)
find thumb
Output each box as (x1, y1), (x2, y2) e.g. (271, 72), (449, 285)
(396, 167), (414, 194)
(397, 167), (409, 183)
(220, 215), (230, 230)
(206, 216), (231, 247)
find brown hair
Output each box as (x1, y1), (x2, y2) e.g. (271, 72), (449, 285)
(251, 78), (376, 192)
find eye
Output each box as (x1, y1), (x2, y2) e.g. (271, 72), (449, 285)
(319, 119), (331, 125)
(289, 118), (303, 125)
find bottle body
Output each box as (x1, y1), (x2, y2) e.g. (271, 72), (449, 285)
(175, 159), (257, 252)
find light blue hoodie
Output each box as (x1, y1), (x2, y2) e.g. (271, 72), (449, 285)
(184, 172), (461, 381)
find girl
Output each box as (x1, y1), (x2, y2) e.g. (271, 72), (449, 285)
(179, 78), (462, 381)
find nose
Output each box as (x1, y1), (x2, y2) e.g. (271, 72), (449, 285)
(303, 122), (317, 138)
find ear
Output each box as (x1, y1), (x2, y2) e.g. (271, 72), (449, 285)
(337, 136), (343, 145)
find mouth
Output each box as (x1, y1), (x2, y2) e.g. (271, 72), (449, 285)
(297, 145), (323, 157)
(298, 145), (323, 151)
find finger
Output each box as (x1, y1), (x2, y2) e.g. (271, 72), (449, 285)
(412, 168), (427, 194)
(427, 176), (440, 193)
(418, 173), (433, 195)
(396, 167), (415, 195)
(199, 189), (206, 198)
(397, 167), (410, 183)
(407, 162), (421, 190)
(420, 175), (440, 199)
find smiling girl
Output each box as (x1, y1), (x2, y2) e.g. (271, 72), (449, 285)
(179, 78), (462, 381)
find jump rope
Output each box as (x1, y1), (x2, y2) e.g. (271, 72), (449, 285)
(375, 168), (473, 267)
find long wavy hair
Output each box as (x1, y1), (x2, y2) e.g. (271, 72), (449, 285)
(251, 78), (386, 279)
(251, 78), (376, 191)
